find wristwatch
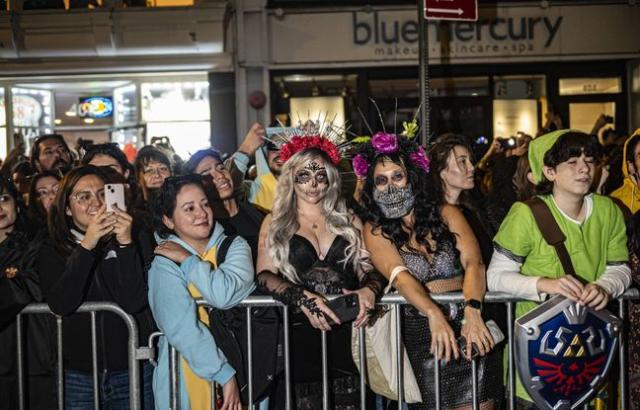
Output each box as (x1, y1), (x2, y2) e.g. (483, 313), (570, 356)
(464, 299), (483, 311)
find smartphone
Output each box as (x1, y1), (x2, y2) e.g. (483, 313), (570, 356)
(498, 137), (517, 149)
(104, 183), (126, 211)
(326, 294), (359, 324)
(458, 320), (505, 359)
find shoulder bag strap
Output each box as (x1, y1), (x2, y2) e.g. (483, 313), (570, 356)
(525, 197), (577, 276)
(216, 235), (236, 266)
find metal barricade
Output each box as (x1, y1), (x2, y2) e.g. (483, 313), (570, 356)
(15, 291), (635, 410)
(15, 302), (143, 410)
(162, 290), (640, 410)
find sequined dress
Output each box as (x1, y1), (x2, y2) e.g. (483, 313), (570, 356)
(258, 234), (384, 410)
(400, 242), (503, 409)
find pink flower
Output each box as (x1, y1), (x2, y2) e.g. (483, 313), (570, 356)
(352, 154), (369, 178)
(409, 146), (430, 173)
(371, 132), (398, 154)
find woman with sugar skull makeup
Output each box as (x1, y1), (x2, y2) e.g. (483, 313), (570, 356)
(354, 128), (502, 409)
(256, 135), (385, 409)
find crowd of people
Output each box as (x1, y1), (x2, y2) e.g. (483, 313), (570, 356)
(0, 113), (639, 410)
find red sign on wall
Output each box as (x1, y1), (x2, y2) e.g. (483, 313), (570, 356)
(424, 0), (478, 22)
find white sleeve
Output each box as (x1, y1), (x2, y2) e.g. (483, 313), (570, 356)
(487, 250), (547, 302)
(594, 263), (632, 298)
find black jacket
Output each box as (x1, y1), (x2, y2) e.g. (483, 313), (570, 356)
(37, 231), (156, 373)
(0, 228), (56, 378)
(485, 155), (519, 230)
(217, 201), (265, 265)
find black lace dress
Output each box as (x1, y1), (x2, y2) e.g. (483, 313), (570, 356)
(258, 234), (385, 410)
(400, 242), (503, 409)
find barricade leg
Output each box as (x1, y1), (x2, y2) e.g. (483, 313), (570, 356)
(90, 312), (100, 409)
(471, 358), (478, 410)
(169, 346), (180, 410)
(57, 316), (64, 410)
(434, 344), (440, 410)
(246, 307), (254, 409)
(506, 302), (515, 410)
(16, 314), (25, 410)
(283, 306), (292, 410)
(321, 330), (329, 410)
(358, 327), (367, 410)
(394, 305), (404, 409)
(619, 299), (628, 410)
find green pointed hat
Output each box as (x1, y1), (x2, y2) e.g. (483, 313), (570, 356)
(528, 129), (579, 184)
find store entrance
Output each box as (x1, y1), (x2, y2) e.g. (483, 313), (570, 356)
(2, 73), (212, 161)
(555, 76), (626, 140)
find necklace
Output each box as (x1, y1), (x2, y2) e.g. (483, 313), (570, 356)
(301, 212), (323, 230)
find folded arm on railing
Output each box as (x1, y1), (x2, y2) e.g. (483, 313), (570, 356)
(179, 236), (256, 310)
(148, 256), (236, 384)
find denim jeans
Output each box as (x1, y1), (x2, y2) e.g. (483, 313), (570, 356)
(65, 362), (154, 410)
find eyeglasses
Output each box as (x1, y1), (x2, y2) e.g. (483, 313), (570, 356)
(70, 189), (105, 206)
(143, 165), (171, 176)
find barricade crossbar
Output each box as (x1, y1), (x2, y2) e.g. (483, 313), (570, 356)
(12, 290), (640, 410)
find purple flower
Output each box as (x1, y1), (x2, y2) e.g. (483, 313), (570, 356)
(352, 154), (369, 178)
(409, 146), (430, 173)
(371, 132), (398, 154)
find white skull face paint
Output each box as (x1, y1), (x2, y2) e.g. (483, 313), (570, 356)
(293, 159), (329, 204)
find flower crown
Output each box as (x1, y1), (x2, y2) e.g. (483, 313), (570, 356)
(351, 119), (430, 178)
(266, 118), (351, 166)
(279, 135), (341, 165)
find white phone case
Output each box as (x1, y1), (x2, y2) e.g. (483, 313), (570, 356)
(105, 183), (126, 211)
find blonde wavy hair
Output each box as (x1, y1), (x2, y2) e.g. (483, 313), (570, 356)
(267, 149), (370, 283)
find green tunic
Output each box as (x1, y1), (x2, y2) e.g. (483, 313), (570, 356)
(493, 193), (628, 400)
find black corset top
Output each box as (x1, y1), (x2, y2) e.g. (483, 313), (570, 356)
(288, 234), (359, 295)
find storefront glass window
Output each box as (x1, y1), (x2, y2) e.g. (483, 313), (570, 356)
(493, 75), (545, 138)
(289, 97), (345, 129)
(141, 81), (210, 159)
(493, 100), (538, 138)
(569, 102), (615, 133)
(12, 87), (53, 149)
(559, 77), (621, 96)
(369, 77), (488, 99)
(114, 84), (138, 126)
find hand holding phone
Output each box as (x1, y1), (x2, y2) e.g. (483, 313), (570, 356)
(325, 294), (359, 325)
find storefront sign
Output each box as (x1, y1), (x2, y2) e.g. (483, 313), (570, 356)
(269, 3), (640, 65)
(78, 96), (114, 119)
(424, 0), (478, 22)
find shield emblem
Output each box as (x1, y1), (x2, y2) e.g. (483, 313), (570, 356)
(515, 295), (621, 409)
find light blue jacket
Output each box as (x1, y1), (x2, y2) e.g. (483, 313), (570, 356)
(148, 223), (256, 410)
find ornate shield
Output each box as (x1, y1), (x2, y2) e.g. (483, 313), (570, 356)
(515, 295), (621, 409)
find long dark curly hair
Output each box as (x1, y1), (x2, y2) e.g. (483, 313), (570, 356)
(357, 138), (456, 254)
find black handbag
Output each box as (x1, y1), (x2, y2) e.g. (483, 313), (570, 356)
(207, 236), (284, 404)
